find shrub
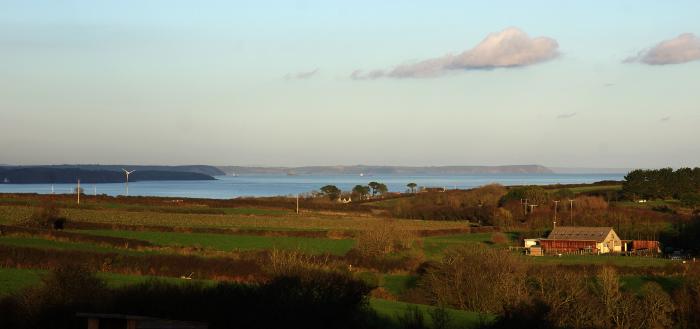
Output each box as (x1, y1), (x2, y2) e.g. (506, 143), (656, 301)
(0, 267), (376, 329)
(418, 245), (528, 313)
(264, 248), (332, 277)
(29, 203), (66, 229)
(354, 221), (417, 258)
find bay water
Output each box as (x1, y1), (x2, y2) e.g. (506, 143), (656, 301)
(0, 173), (623, 199)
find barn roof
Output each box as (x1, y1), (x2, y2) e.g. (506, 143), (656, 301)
(547, 226), (615, 243)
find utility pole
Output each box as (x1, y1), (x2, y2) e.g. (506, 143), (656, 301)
(523, 199), (529, 214)
(569, 199), (574, 225)
(77, 179), (81, 205)
(296, 194), (299, 214)
(528, 204), (538, 213)
(554, 200), (560, 228)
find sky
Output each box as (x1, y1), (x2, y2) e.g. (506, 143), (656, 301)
(1, 0), (699, 168)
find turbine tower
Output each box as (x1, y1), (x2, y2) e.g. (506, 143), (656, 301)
(122, 169), (135, 196)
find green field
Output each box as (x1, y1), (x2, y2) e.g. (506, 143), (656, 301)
(370, 298), (491, 329)
(383, 274), (418, 296)
(73, 229), (355, 255)
(423, 233), (506, 258)
(566, 185), (622, 193)
(621, 274), (684, 293)
(0, 267), (213, 296)
(529, 254), (671, 267)
(0, 267), (44, 295)
(0, 236), (152, 256)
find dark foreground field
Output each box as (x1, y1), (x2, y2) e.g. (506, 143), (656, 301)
(1, 191), (699, 329)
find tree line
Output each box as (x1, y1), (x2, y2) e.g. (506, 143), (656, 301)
(320, 181), (394, 201)
(622, 168), (700, 204)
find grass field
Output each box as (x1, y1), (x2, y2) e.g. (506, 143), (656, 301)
(0, 236), (152, 256)
(370, 298), (491, 329)
(620, 274), (684, 293)
(383, 274), (418, 296)
(0, 267), (44, 295)
(0, 205), (33, 225)
(566, 185), (622, 193)
(423, 233), (508, 258)
(73, 229), (355, 255)
(29, 206), (471, 232)
(616, 199), (681, 208)
(0, 267), (214, 296)
(529, 254), (672, 267)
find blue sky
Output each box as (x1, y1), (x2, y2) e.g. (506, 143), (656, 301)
(1, 1), (699, 168)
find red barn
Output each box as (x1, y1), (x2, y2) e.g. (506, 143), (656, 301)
(532, 226), (622, 254)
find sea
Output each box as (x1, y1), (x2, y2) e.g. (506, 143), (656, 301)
(0, 173), (624, 199)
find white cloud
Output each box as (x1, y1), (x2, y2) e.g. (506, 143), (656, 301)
(556, 112), (577, 119)
(626, 33), (700, 65)
(285, 69), (319, 80)
(350, 69), (385, 80)
(351, 27), (559, 79)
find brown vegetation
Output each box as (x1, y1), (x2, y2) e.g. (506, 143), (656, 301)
(389, 184), (507, 221)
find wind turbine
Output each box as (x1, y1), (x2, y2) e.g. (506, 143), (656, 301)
(122, 169), (135, 196)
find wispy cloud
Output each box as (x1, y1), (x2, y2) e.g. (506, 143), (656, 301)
(660, 116), (671, 122)
(625, 33), (700, 65)
(351, 27), (559, 79)
(556, 112), (577, 119)
(284, 69), (319, 80)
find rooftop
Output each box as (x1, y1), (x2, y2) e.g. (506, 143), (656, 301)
(546, 226), (615, 243)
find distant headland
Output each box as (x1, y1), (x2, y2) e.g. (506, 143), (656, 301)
(216, 164), (554, 175)
(0, 165), (219, 184)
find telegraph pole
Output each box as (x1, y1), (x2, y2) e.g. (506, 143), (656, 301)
(569, 199), (574, 225)
(77, 179), (81, 205)
(523, 199), (529, 214)
(528, 204), (538, 213)
(554, 200), (560, 227)
(296, 194), (299, 214)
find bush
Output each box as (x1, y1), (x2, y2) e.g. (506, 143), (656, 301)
(482, 300), (554, 329)
(390, 184), (507, 220)
(10, 264), (109, 328)
(29, 203), (66, 229)
(264, 248), (332, 277)
(418, 245), (528, 313)
(0, 267), (377, 329)
(354, 222), (417, 258)
(680, 192), (700, 208)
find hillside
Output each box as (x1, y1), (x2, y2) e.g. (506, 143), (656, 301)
(0, 167), (216, 184)
(218, 164), (553, 175)
(20, 164), (226, 176)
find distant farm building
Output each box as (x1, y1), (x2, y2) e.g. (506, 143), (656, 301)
(623, 240), (661, 255)
(525, 227), (662, 256)
(525, 226), (623, 255)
